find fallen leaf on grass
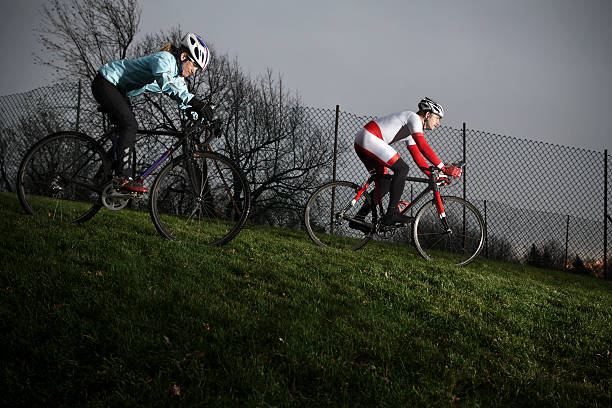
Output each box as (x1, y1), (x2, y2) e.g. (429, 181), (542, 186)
(87, 270), (103, 277)
(185, 350), (206, 358)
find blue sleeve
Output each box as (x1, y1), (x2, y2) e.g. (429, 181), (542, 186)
(149, 53), (195, 109)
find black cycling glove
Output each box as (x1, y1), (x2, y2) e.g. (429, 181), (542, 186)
(187, 97), (206, 114)
(187, 97), (215, 121)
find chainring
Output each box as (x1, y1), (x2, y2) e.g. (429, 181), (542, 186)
(101, 182), (132, 211)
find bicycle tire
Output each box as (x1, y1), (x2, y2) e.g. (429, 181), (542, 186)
(412, 196), (485, 266)
(149, 151), (251, 246)
(17, 131), (111, 223)
(304, 181), (374, 251)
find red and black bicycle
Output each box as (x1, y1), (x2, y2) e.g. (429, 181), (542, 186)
(304, 161), (486, 266)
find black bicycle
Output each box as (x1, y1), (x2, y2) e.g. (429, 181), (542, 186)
(304, 161), (485, 266)
(17, 104), (250, 246)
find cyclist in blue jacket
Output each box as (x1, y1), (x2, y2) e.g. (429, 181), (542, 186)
(91, 33), (210, 192)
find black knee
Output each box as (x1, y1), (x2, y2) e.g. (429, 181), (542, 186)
(390, 158), (409, 178)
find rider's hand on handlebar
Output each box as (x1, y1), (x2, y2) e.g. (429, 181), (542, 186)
(436, 176), (452, 186)
(442, 165), (462, 179)
(187, 97), (205, 114)
(186, 98), (215, 121)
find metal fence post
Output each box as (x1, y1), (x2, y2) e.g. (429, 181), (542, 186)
(332, 105), (340, 182)
(564, 214), (570, 271)
(329, 105), (340, 234)
(76, 79), (82, 132)
(462, 122), (467, 250)
(604, 149), (608, 280)
(462, 122), (466, 201)
(484, 200), (488, 258)
(410, 185), (414, 217)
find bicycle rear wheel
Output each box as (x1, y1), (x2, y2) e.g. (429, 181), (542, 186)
(149, 151), (250, 246)
(304, 181), (374, 251)
(412, 196), (485, 266)
(17, 131), (111, 223)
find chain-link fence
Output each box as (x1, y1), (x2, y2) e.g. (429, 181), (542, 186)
(1, 83), (609, 278)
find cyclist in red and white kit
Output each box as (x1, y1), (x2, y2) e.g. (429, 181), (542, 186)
(352, 97), (462, 227)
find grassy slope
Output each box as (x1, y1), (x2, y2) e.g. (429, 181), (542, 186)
(0, 192), (610, 407)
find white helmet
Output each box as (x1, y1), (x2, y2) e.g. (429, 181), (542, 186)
(418, 97), (445, 118)
(180, 33), (210, 70)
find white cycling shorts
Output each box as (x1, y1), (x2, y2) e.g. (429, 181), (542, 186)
(354, 125), (400, 173)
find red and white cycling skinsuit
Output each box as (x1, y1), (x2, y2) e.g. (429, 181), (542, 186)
(354, 111), (444, 175)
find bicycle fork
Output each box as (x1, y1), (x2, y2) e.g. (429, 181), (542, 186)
(434, 191), (451, 232)
(351, 182), (370, 208)
(337, 182), (371, 225)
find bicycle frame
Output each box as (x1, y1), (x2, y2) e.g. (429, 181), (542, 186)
(362, 173), (446, 215)
(346, 163), (464, 232)
(94, 120), (213, 185)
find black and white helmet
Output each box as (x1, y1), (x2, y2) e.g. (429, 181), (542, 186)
(181, 33), (210, 70)
(418, 97), (445, 118)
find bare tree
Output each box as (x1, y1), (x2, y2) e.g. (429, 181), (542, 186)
(36, 0), (141, 81)
(217, 67), (332, 226)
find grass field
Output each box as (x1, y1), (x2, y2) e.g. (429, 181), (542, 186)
(0, 192), (610, 407)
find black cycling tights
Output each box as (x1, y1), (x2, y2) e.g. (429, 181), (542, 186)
(380, 158), (409, 215)
(91, 73), (137, 178)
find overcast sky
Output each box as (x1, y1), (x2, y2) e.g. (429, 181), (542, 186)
(1, 0), (611, 151)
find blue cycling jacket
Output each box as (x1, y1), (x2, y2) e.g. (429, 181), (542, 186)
(98, 52), (195, 109)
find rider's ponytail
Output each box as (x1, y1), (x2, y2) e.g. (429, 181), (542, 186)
(159, 42), (178, 54)
(159, 42), (191, 60)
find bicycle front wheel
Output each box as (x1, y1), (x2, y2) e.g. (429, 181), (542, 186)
(149, 151), (250, 246)
(304, 181), (374, 251)
(412, 196), (485, 266)
(17, 131), (111, 223)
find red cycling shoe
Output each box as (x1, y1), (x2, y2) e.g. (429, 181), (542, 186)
(115, 177), (148, 193)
